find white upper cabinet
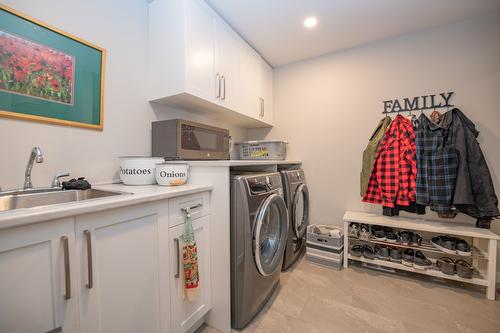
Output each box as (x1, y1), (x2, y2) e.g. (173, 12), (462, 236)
(260, 60), (274, 124)
(148, 0), (273, 128)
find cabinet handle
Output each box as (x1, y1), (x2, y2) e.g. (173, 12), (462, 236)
(259, 97), (264, 117)
(174, 238), (180, 278)
(180, 203), (203, 213)
(84, 230), (93, 289)
(61, 236), (71, 300)
(262, 98), (265, 117)
(216, 73), (221, 98)
(222, 75), (226, 100)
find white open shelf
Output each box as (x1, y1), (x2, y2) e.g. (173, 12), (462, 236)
(343, 211), (498, 300)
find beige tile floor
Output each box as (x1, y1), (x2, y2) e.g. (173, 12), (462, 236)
(197, 257), (500, 333)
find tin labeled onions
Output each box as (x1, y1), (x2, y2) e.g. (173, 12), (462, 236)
(155, 163), (189, 186)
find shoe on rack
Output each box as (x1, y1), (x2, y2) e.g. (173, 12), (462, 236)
(455, 260), (474, 279)
(411, 232), (423, 246)
(372, 225), (386, 241)
(348, 222), (360, 238)
(350, 244), (363, 257)
(431, 236), (457, 254)
(436, 257), (455, 275)
(358, 224), (371, 240)
(398, 230), (412, 245)
(375, 244), (390, 261)
(402, 249), (414, 267)
(455, 239), (471, 257)
(362, 244), (376, 259)
(413, 251), (432, 270)
(389, 247), (402, 263)
(385, 227), (398, 243)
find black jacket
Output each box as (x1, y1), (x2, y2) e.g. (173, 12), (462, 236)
(440, 108), (499, 218)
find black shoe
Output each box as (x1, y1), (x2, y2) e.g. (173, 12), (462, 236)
(385, 227), (398, 243)
(411, 232), (422, 246)
(397, 230), (411, 245)
(413, 251), (432, 270)
(350, 244), (363, 257)
(362, 244), (375, 259)
(402, 248), (414, 267)
(372, 225), (386, 241)
(375, 244), (390, 261)
(389, 247), (402, 263)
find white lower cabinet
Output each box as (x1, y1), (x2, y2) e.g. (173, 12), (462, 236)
(75, 203), (170, 333)
(168, 215), (211, 333)
(0, 192), (211, 333)
(0, 218), (79, 333)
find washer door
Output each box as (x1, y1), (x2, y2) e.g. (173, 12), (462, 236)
(292, 184), (309, 239)
(253, 193), (289, 276)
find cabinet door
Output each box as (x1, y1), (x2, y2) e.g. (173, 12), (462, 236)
(76, 204), (169, 333)
(239, 44), (262, 119)
(185, 0), (216, 102)
(260, 59), (274, 124)
(215, 19), (241, 110)
(0, 218), (78, 333)
(169, 215), (211, 333)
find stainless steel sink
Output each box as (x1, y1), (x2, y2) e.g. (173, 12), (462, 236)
(0, 189), (129, 212)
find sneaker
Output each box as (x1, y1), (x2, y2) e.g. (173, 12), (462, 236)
(411, 233), (423, 246)
(431, 236), (456, 254)
(436, 257), (455, 275)
(389, 247), (402, 263)
(362, 244), (376, 259)
(372, 225), (386, 241)
(375, 244), (390, 261)
(398, 231), (411, 245)
(358, 224), (371, 240)
(385, 227), (398, 243)
(350, 244), (363, 257)
(456, 239), (471, 256)
(413, 251), (432, 270)
(348, 222), (360, 238)
(402, 249), (414, 267)
(455, 260), (474, 279)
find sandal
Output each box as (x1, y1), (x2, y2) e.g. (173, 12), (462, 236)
(350, 244), (363, 257)
(436, 257), (455, 275)
(348, 222), (360, 238)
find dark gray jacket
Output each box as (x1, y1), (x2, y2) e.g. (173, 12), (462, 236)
(441, 108), (499, 218)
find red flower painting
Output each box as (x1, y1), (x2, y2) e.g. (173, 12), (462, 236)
(0, 30), (75, 104)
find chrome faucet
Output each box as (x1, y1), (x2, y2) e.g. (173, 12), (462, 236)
(24, 147), (44, 189)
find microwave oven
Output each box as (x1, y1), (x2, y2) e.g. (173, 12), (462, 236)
(152, 119), (230, 160)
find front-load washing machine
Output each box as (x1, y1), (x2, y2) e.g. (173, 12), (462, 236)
(230, 172), (289, 329)
(280, 168), (310, 270)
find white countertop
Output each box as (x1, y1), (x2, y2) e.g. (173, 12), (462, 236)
(167, 159), (302, 167)
(0, 183), (212, 230)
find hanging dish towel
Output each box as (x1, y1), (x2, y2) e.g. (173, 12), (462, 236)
(180, 208), (199, 301)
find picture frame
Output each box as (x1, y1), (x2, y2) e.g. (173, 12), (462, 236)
(0, 4), (105, 130)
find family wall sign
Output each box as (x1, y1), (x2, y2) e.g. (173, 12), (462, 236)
(382, 92), (455, 114)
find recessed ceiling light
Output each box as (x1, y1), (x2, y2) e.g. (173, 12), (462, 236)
(304, 17), (317, 28)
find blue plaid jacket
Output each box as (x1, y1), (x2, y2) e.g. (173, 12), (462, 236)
(415, 114), (458, 214)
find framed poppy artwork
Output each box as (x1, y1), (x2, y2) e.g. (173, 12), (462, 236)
(0, 4), (105, 130)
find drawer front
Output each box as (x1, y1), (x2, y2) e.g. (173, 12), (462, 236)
(169, 192), (210, 227)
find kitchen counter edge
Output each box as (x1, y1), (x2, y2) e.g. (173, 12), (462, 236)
(0, 184), (213, 230)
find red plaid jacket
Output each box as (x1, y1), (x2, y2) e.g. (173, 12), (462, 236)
(362, 115), (417, 207)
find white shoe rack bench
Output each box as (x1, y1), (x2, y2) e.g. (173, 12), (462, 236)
(343, 211), (499, 300)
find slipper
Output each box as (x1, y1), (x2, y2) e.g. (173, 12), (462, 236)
(436, 257), (455, 275)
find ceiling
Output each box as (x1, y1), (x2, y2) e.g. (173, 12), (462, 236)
(205, 0), (500, 67)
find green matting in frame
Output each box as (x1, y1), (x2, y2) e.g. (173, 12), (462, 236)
(0, 5), (105, 130)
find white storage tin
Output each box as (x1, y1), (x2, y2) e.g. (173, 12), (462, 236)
(119, 156), (164, 185)
(236, 140), (288, 160)
(155, 163), (189, 186)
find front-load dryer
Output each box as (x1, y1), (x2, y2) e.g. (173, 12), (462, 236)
(280, 168), (310, 270)
(230, 172), (289, 329)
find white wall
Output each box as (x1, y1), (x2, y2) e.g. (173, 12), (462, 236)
(0, 0), (246, 190)
(249, 15), (500, 232)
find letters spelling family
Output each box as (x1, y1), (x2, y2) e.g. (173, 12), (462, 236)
(383, 92), (454, 113)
